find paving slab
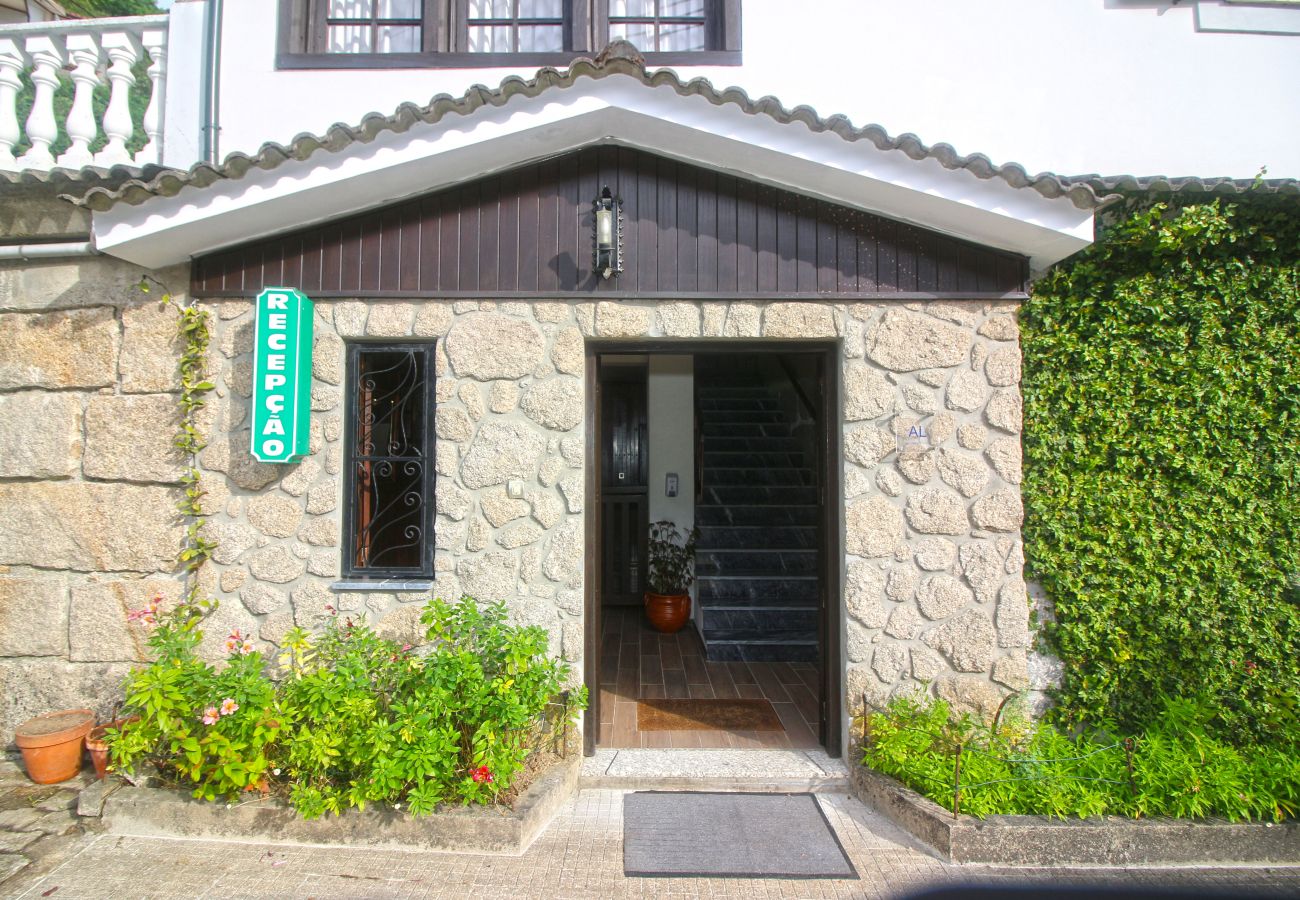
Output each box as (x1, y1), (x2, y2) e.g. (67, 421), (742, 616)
(6, 789), (1296, 899)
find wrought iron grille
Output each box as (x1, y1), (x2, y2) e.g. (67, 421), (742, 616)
(343, 343), (435, 577)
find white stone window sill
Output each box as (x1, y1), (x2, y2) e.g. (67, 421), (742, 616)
(331, 579), (433, 592)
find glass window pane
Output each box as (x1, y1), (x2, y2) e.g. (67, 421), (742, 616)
(468, 0), (514, 19)
(610, 0), (652, 17)
(377, 0), (419, 19)
(658, 22), (704, 51)
(376, 25), (420, 52)
(328, 24), (372, 52)
(520, 0), (562, 19)
(661, 0), (704, 18)
(518, 24), (563, 51)
(467, 24), (513, 51)
(328, 0), (372, 18)
(609, 21), (654, 48)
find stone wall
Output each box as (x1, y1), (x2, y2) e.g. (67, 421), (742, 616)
(0, 254), (191, 742)
(0, 262), (1034, 748)
(199, 297), (1031, 748)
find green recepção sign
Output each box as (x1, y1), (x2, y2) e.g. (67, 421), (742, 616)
(251, 287), (313, 463)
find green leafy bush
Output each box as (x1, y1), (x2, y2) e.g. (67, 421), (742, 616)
(862, 695), (1299, 822)
(109, 597), (283, 802)
(1022, 195), (1300, 748)
(110, 595), (584, 818)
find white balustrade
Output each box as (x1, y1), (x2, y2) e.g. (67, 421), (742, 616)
(0, 15), (168, 172)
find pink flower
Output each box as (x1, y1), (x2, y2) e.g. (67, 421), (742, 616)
(241, 639), (256, 654)
(201, 707), (219, 725)
(220, 698), (239, 716)
(470, 765), (493, 784)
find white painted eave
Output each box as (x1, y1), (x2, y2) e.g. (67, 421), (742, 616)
(93, 74), (1094, 273)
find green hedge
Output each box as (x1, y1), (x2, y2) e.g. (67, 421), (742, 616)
(1021, 194), (1300, 748)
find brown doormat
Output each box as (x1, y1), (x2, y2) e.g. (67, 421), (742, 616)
(637, 699), (784, 732)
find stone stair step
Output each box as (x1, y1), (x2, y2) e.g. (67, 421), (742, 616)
(703, 468), (815, 487)
(697, 549), (818, 577)
(697, 575), (820, 604)
(696, 525), (817, 551)
(695, 504), (820, 526)
(700, 485), (818, 506)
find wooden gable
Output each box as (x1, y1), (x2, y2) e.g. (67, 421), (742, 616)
(191, 147), (1028, 299)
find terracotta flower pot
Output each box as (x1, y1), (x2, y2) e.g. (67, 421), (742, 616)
(15, 709), (95, 785)
(645, 591), (691, 634)
(85, 717), (137, 781)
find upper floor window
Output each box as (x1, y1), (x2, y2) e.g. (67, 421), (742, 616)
(278, 0), (740, 68)
(325, 0), (427, 54)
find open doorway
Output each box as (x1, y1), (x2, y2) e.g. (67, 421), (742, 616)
(584, 343), (841, 757)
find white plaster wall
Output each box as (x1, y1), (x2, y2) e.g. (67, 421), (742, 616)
(646, 355), (694, 534)
(201, 0), (1300, 179)
(646, 355), (695, 615)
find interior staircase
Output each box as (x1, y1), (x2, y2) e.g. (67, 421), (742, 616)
(694, 375), (820, 662)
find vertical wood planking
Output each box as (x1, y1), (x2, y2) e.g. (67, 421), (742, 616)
(635, 149), (657, 292)
(556, 157), (579, 291)
(190, 147), (1030, 298)
(716, 174), (737, 294)
(696, 168), (718, 292)
(676, 163), (698, 290)
(478, 176), (500, 293)
(656, 156), (677, 291)
(516, 165), (539, 293)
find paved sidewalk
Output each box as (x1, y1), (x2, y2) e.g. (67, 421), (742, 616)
(3, 788), (1298, 899)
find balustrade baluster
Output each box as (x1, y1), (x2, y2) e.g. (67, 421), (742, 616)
(94, 30), (141, 167)
(138, 28), (166, 166)
(57, 33), (103, 169)
(0, 38), (26, 170)
(18, 35), (64, 170)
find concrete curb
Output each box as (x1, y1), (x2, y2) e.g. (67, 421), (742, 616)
(100, 756), (580, 855)
(849, 764), (1300, 866)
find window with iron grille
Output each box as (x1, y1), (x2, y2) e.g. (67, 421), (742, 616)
(278, 0), (740, 67)
(342, 343), (435, 578)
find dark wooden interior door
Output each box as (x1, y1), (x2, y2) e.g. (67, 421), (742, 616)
(600, 377), (648, 606)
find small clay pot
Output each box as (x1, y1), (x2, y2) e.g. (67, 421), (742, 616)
(15, 709), (95, 785)
(85, 718), (134, 780)
(645, 591), (691, 634)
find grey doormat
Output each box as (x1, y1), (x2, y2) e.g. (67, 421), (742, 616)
(623, 791), (858, 879)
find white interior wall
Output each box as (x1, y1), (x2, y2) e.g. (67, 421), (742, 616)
(646, 355), (695, 610)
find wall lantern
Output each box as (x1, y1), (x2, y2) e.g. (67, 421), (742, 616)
(593, 185), (623, 279)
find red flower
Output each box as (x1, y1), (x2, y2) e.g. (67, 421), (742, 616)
(471, 765), (493, 784)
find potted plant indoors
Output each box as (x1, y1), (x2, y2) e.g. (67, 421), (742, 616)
(644, 520), (699, 634)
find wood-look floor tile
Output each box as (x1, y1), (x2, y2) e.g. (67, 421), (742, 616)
(663, 668), (690, 699)
(639, 650), (663, 690)
(680, 651), (709, 684)
(659, 634), (683, 670)
(735, 682), (764, 700)
(725, 661), (757, 685)
(639, 683), (666, 700)
(686, 681), (715, 700)
(749, 664), (792, 703)
(772, 702), (818, 748)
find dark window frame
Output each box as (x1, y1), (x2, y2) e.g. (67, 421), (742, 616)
(341, 341), (437, 580)
(276, 0), (739, 68)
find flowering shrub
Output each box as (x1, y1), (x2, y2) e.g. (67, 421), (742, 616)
(109, 595), (584, 818)
(110, 599), (282, 802)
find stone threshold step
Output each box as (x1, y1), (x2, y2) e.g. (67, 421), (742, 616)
(580, 748), (848, 792)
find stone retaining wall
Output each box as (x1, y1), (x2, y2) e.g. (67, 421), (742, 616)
(0, 250), (1037, 747)
(0, 255), (191, 741)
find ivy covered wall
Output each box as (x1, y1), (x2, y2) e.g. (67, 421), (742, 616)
(1022, 194), (1299, 748)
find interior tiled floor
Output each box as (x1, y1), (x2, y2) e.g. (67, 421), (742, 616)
(597, 606), (822, 750)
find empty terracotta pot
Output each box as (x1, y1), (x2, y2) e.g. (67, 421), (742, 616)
(15, 709), (94, 784)
(645, 591), (691, 634)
